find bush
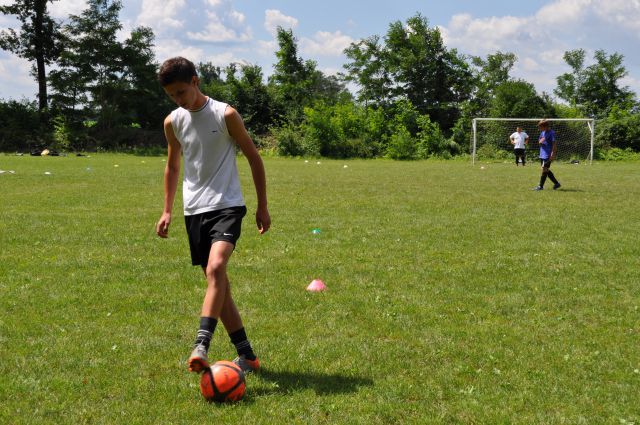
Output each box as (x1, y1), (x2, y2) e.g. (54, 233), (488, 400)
(595, 147), (640, 161)
(595, 106), (640, 152)
(300, 102), (383, 158)
(272, 123), (306, 157)
(416, 114), (448, 158)
(0, 99), (50, 152)
(86, 127), (165, 152)
(476, 143), (512, 160)
(386, 126), (416, 160)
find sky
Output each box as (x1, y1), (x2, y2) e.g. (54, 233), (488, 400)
(1, 0), (639, 103)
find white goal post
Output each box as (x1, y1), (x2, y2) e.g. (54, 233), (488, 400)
(471, 118), (595, 165)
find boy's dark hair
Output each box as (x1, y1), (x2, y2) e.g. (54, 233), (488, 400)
(158, 57), (197, 86)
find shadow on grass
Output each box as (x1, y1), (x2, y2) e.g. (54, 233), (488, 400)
(252, 368), (374, 396)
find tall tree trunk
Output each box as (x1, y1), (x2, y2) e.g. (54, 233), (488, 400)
(34, 0), (47, 113)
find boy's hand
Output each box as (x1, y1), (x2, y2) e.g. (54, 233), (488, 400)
(156, 212), (171, 238)
(256, 207), (271, 235)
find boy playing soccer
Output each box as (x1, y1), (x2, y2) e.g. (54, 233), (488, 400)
(155, 57), (271, 374)
(533, 119), (561, 191)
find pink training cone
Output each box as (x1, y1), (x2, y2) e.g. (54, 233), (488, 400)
(306, 279), (327, 292)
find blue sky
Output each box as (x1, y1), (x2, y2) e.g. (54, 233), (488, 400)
(1, 0), (639, 102)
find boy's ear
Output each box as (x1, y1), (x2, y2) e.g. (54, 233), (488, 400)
(191, 76), (200, 86)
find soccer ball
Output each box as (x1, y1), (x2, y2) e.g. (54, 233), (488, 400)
(200, 360), (246, 403)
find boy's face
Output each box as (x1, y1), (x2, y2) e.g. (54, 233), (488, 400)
(163, 76), (200, 110)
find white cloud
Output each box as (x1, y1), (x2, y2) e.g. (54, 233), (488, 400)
(187, 12), (252, 43)
(256, 39), (277, 56)
(594, 0), (640, 32)
(264, 9), (298, 36)
(520, 57), (540, 72)
(319, 66), (341, 77)
(535, 0), (589, 27)
(48, 0), (88, 20)
(154, 39), (205, 65)
(0, 55), (36, 100)
(229, 9), (246, 25)
(137, 0), (185, 30)
(183, 1), (252, 44)
(439, 0), (640, 94)
(187, 10), (251, 42)
(301, 30), (354, 57)
(439, 13), (532, 55)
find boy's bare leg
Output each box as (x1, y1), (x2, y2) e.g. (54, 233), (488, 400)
(188, 241), (234, 372)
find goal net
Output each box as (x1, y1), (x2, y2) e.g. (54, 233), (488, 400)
(471, 118), (595, 165)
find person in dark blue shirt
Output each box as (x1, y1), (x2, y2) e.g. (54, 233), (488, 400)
(533, 119), (561, 191)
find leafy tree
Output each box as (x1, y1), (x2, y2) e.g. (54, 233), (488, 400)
(488, 80), (552, 118)
(416, 114), (449, 158)
(269, 27), (316, 124)
(555, 49), (635, 118)
(198, 62), (228, 101)
(228, 64), (274, 135)
(308, 71), (351, 106)
(0, 0), (63, 113)
(554, 49), (587, 109)
(344, 13), (472, 133)
(450, 51), (517, 148)
(596, 105), (640, 152)
(50, 0), (166, 134)
(385, 98), (420, 159)
(343, 35), (392, 108)
(198, 62), (275, 135)
(470, 51), (517, 114)
(385, 14), (472, 130)
(0, 99), (48, 151)
(119, 26), (169, 128)
(49, 0), (125, 129)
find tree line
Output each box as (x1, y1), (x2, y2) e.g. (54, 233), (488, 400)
(1, 0), (638, 158)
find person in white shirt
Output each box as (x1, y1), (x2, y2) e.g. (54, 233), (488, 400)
(156, 57), (270, 375)
(509, 127), (529, 166)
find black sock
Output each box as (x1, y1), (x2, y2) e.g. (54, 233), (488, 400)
(229, 327), (256, 360)
(548, 171), (559, 185)
(539, 174), (548, 187)
(195, 316), (218, 350)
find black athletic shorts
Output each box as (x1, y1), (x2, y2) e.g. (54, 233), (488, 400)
(540, 159), (552, 168)
(514, 148), (526, 157)
(184, 206), (247, 266)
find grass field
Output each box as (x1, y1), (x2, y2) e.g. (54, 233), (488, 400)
(1, 154), (639, 424)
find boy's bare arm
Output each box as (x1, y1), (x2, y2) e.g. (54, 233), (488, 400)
(225, 106), (271, 234)
(156, 115), (181, 238)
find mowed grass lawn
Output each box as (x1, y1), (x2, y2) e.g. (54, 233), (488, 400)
(1, 153), (639, 424)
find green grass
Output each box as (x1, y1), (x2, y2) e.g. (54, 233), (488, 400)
(1, 154), (639, 424)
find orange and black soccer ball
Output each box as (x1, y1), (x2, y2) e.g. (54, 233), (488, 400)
(200, 361), (246, 403)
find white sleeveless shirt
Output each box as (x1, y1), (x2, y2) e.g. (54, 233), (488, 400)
(170, 98), (244, 216)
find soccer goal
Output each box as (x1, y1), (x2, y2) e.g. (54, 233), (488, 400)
(471, 118), (595, 165)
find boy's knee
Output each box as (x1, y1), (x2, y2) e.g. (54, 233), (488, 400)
(205, 257), (227, 280)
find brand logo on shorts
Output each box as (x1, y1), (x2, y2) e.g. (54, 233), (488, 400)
(223, 233), (233, 237)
